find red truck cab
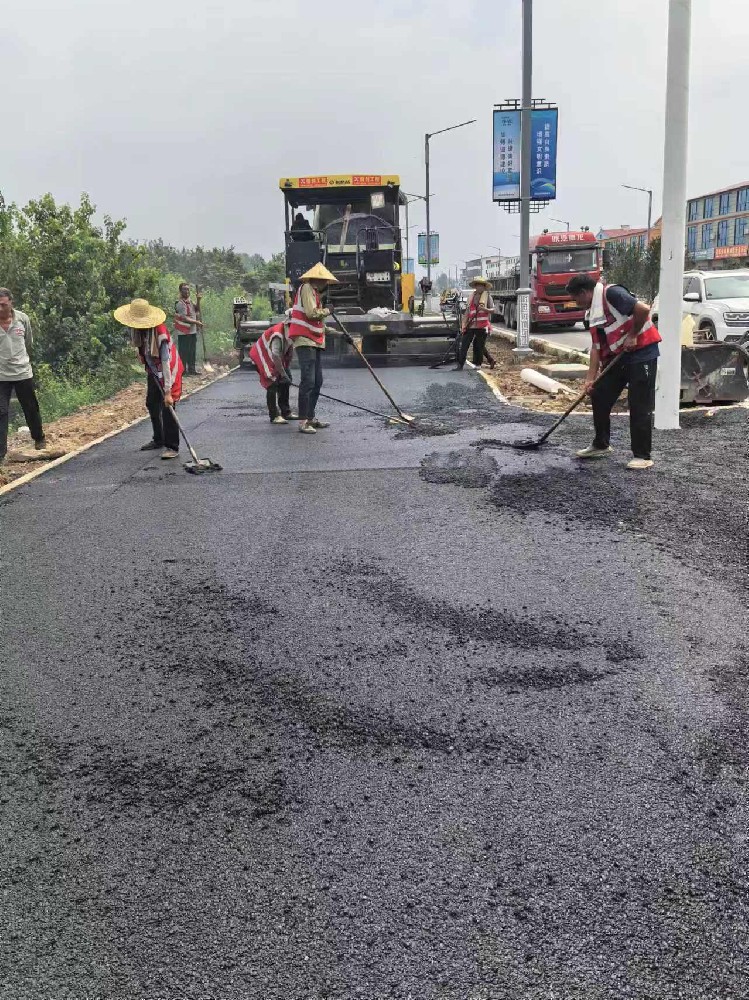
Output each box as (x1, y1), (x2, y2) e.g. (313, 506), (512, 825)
(529, 230), (601, 328)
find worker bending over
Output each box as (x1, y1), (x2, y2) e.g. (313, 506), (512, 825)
(114, 298), (184, 460)
(566, 275), (661, 470)
(455, 277), (493, 370)
(288, 263), (338, 435)
(250, 316), (297, 424)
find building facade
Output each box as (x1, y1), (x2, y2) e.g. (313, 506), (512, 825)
(686, 182), (749, 268)
(596, 226), (650, 251)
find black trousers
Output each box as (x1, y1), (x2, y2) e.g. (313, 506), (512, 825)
(296, 347), (323, 420)
(146, 373), (179, 451)
(178, 334), (197, 373)
(266, 373), (292, 419)
(0, 377), (45, 460)
(458, 327), (489, 367)
(591, 358), (658, 460)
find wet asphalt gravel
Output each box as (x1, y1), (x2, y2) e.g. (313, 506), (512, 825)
(1, 365), (748, 999)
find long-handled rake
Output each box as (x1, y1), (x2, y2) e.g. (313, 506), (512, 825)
(144, 356), (221, 474)
(329, 313), (416, 424)
(511, 352), (625, 451)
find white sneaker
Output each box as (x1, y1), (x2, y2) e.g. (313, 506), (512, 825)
(271, 415), (288, 425)
(576, 445), (613, 460)
(627, 458), (654, 470)
(161, 449), (179, 460)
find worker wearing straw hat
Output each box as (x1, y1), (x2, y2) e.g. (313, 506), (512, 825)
(114, 298), (184, 459)
(455, 276), (494, 370)
(288, 263), (338, 435)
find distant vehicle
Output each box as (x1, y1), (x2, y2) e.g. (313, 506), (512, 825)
(490, 229), (601, 332)
(651, 270), (749, 344)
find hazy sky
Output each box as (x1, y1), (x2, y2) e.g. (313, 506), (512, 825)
(4, 0), (747, 277)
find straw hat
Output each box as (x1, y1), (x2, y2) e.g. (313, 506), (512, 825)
(469, 276), (492, 288)
(113, 298), (166, 328)
(300, 263), (339, 284)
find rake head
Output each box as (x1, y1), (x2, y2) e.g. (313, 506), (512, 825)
(184, 458), (222, 475)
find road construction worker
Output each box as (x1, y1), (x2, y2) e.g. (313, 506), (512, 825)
(250, 316), (298, 424)
(173, 282), (202, 376)
(114, 298), (184, 460)
(288, 263), (338, 435)
(455, 277), (494, 370)
(566, 275), (661, 470)
(0, 287), (47, 469)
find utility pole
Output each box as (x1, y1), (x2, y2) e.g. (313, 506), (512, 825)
(515, 0), (534, 356)
(655, 0), (691, 430)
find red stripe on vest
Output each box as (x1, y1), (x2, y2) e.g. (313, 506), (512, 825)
(288, 286), (325, 345)
(249, 323), (293, 389)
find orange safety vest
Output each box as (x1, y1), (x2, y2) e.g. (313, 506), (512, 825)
(249, 323), (293, 389)
(174, 298), (197, 335)
(288, 286), (325, 346)
(142, 324), (184, 401)
(464, 290), (491, 333)
(595, 285), (661, 362)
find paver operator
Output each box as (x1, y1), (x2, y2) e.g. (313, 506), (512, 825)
(288, 263), (338, 435)
(114, 298), (184, 460)
(249, 315), (298, 424)
(566, 275), (661, 470)
(173, 282), (202, 376)
(0, 287), (47, 468)
(455, 277), (494, 371)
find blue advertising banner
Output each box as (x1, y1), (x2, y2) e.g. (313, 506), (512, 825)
(492, 107), (558, 202)
(530, 107), (558, 201)
(417, 232), (439, 265)
(492, 110), (521, 200)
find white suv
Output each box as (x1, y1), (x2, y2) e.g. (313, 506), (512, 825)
(652, 270), (749, 343)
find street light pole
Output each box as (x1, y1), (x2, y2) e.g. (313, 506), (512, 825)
(424, 119), (476, 286)
(655, 0), (691, 430)
(515, 0), (533, 356)
(622, 184), (654, 245)
(550, 218), (570, 232)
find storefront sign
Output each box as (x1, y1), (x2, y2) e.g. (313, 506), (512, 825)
(715, 244), (748, 260)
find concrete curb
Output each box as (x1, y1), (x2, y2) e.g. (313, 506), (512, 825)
(0, 367), (239, 498)
(490, 325), (590, 364)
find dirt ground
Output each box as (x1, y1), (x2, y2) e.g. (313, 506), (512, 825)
(480, 334), (624, 414)
(0, 367), (232, 488)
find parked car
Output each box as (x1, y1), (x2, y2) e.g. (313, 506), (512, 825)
(651, 270), (749, 344)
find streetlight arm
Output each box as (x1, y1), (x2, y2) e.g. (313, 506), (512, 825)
(426, 119), (477, 140)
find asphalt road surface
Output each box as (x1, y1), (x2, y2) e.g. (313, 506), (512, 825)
(2, 364), (747, 1000)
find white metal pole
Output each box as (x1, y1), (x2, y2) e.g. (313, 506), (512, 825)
(655, 0), (691, 430)
(514, 0), (533, 356)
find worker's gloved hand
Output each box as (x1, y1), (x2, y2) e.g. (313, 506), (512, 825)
(164, 391), (174, 406)
(277, 372), (292, 385)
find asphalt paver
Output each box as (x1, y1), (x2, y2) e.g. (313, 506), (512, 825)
(1, 365), (747, 1000)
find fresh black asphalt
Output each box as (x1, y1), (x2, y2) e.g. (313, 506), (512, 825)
(1, 363), (747, 999)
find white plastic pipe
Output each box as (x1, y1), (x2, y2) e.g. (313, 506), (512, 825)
(521, 368), (571, 396)
(655, 0), (692, 430)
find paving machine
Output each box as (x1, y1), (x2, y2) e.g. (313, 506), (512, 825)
(234, 174), (452, 363)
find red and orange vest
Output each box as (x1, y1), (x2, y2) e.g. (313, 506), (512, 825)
(464, 290), (492, 333)
(594, 285), (661, 362)
(288, 285), (325, 346)
(142, 324), (184, 401)
(174, 298), (196, 335)
(249, 323), (293, 389)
